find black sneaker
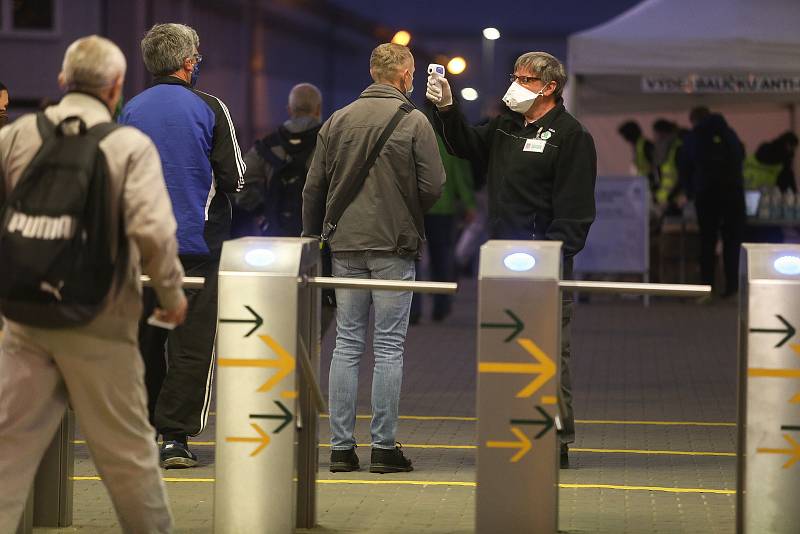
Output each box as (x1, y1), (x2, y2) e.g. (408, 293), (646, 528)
(330, 447), (360, 472)
(560, 444), (569, 469)
(161, 440), (198, 469)
(370, 444), (413, 473)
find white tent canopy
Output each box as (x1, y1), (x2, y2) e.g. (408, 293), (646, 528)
(567, 0), (800, 113)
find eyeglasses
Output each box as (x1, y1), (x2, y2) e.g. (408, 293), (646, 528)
(509, 74), (541, 85)
(190, 53), (203, 64)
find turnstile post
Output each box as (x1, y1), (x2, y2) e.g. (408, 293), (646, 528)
(737, 244), (800, 533)
(476, 241), (562, 534)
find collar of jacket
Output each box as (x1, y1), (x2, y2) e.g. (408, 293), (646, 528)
(151, 75), (192, 88)
(61, 91), (113, 119)
(359, 83), (415, 107)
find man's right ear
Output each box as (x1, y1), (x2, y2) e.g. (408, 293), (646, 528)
(57, 72), (67, 91)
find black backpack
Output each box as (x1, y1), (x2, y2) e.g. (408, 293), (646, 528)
(0, 113), (126, 327)
(256, 131), (317, 237)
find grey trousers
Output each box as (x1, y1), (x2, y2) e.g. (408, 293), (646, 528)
(0, 319), (173, 534)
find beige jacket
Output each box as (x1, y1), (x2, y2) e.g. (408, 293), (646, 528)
(0, 92), (184, 337)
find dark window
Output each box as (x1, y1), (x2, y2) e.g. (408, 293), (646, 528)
(13, 0), (54, 30)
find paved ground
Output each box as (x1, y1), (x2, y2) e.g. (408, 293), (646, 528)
(35, 279), (740, 533)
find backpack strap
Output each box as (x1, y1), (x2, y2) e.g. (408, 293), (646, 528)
(86, 121), (123, 142)
(255, 132), (288, 168)
(35, 112), (55, 141)
(321, 102), (414, 240)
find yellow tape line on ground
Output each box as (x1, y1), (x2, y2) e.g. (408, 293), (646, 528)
(71, 476), (735, 494)
(72, 440), (734, 456)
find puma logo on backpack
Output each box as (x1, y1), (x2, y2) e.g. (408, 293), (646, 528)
(0, 112), (127, 327)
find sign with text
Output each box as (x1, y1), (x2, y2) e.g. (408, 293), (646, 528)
(642, 75), (800, 94)
(574, 175), (648, 275)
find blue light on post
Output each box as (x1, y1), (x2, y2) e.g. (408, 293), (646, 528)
(244, 248), (276, 267)
(503, 252), (536, 272)
(774, 255), (800, 275)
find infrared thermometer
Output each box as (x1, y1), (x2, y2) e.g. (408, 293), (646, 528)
(428, 63), (445, 78)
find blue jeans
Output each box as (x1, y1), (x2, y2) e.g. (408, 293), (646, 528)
(329, 251), (415, 450)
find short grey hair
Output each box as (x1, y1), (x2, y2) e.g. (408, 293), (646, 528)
(369, 43), (413, 84)
(514, 52), (567, 97)
(141, 23), (199, 76)
(288, 83), (322, 117)
(61, 35), (126, 92)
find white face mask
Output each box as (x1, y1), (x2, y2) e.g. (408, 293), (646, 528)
(502, 81), (543, 114)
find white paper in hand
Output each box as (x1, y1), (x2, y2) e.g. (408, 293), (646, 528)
(147, 314), (177, 330)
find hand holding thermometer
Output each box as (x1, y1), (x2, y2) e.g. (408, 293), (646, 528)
(426, 64), (452, 107)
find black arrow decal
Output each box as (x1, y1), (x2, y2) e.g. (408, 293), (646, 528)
(250, 400), (293, 434)
(749, 314), (796, 348)
(511, 406), (554, 439)
(480, 309), (524, 342)
(220, 305), (263, 337)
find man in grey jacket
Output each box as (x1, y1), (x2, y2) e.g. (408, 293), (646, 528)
(0, 36), (186, 533)
(303, 43), (445, 474)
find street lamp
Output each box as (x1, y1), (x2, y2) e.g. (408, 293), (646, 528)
(482, 27), (501, 40)
(447, 56), (467, 75)
(461, 88), (479, 101)
(392, 30), (411, 46)
(482, 27), (499, 115)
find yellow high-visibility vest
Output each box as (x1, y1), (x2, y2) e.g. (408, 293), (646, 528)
(656, 139), (681, 204)
(635, 137), (651, 177)
(742, 154), (782, 190)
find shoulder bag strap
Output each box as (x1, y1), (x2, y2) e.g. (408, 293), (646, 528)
(321, 102), (413, 240)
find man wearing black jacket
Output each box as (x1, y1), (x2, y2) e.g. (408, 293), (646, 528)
(233, 83), (322, 237)
(426, 51), (597, 468)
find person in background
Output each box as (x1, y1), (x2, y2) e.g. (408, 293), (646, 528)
(0, 82), (9, 128)
(652, 119), (683, 213)
(678, 106), (745, 297)
(743, 131), (798, 193)
(233, 83), (322, 237)
(410, 127), (475, 324)
(618, 120), (654, 189)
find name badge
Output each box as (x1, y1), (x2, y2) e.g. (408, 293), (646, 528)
(523, 138), (546, 153)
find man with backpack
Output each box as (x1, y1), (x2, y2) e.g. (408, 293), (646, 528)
(0, 35), (186, 533)
(678, 106), (746, 297)
(119, 23), (245, 468)
(233, 83), (322, 237)
(303, 43), (445, 474)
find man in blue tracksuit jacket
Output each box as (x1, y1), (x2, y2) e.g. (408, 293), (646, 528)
(119, 23), (245, 468)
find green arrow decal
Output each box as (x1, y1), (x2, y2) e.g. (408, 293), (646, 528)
(480, 309), (524, 342)
(250, 400), (293, 434)
(220, 305), (263, 337)
(750, 314), (796, 348)
(511, 406), (554, 439)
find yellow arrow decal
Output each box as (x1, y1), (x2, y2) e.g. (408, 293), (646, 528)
(226, 423), (271, 457)
(747, 368), (800, 378)
(486, 427), (532, 463)
(757, 434), (800, 469)
(218, 335), (295, 393)
(478, 337), (556, 398)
